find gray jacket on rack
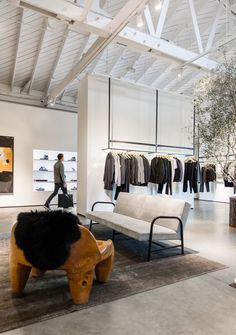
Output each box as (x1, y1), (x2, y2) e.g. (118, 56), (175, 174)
(54, 160), (66, 184)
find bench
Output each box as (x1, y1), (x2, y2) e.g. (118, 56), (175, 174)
(86, 192), (191, 261)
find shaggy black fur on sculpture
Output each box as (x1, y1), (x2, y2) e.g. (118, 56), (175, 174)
(14, 210), (81, 271)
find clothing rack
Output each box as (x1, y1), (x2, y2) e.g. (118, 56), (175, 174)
(102, 147), (155, 154)
(102, 148), (194, 157)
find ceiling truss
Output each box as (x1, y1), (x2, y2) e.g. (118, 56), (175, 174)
(0, 0), (235, 110)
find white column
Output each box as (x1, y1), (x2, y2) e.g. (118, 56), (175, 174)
(77, 75), (111, 215)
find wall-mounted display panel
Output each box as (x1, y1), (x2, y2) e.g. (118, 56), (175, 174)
(110, 79), (156, 151)
(157, 91), (193, 155)
(33, 149), (77, 192)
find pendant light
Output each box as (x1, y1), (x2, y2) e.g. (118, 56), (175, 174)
(137, 14), (144, 28)
(155, 0), (162, 11)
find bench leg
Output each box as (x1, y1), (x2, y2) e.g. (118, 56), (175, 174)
(147, 239), (152, 262)
(180, 223), (184, 255)
(89, 220), (93, 231)
(67, 269), (94, 305)
(112, 230), (116, 242)
(181, 236), (184, 255)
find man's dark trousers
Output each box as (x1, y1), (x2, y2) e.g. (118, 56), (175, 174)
(45, 183), (67, 207)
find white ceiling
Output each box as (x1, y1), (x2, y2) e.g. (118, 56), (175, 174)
(0, 0), (235, 111)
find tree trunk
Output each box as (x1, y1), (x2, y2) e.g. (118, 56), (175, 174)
(229, 196), (236, 227)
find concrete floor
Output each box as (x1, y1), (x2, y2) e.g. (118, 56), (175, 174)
(1, 200), (236, 335)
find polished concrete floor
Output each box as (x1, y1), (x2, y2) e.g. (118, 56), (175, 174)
(1, 200), (236, 335)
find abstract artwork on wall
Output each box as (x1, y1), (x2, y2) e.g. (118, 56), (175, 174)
(0, 136), (14, 193)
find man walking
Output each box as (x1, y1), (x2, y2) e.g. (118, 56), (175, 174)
(44, 153), (67, 209)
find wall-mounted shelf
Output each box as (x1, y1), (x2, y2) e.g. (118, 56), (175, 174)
(33, 149), (77, 192)
(35, 187), (77, 192)
(34, 159), (77, 162)
(34, 181), (77, 183)
(33, 170), (77, 173)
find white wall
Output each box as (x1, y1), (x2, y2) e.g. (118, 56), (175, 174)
(158, 91), (193, 153)
(198, 182), (234, 203)
(78, 75), (195, 214)
(111, 81), (156, 145)
(0, 101), (77, 207)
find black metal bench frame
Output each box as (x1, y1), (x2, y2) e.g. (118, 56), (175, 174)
(89, 201), (184, 262)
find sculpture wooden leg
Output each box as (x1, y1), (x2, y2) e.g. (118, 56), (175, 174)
(67, 269), (94, 304)
(10, 263), (31, 295)
(31, 268), (45, 278)
(95, 249), (114, 282)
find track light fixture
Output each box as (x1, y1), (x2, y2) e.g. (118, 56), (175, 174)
(177, 69), (183, 80)
(48, 100), (56, 106)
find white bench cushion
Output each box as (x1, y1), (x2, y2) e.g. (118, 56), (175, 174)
(86, 211), (179, 241)
(114, 193), (190, 232)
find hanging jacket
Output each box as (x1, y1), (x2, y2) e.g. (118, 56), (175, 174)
(173, 158), (183, 182)
(199, 164), (216, 192)
(223, 162), (235, 187)
(103, 152), (115, 190)
(149, 157), (166, 184)
(142, 155), (151, 185)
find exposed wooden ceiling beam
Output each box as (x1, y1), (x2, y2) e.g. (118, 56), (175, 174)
(155, 0), (170, 38)
(19, 0), (218, 73)
(46, 0), (149, 102)
(188, 0), (203, 53)
(205, 1), (223, 51)
(11, 8), (24, 92)
(78, 0), (94, 22)
(45, 26), (69, 95)
(28, 17), (48, 94)
(143, 5), (155, 36)
(55, 34), (91, 102)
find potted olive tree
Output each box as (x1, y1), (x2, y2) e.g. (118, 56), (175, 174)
(193, 56), (236, 226)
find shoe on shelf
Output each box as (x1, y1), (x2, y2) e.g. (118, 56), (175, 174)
(71, 167), (77, 171)
(39, 166), (48, 171)
(40, 155), (49, 160)
(70, 186), (77, 191)
(36, 187), (45, 191)
(68, 156), (76, 161)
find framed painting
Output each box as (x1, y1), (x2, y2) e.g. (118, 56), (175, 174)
(0, 136), (14, 193)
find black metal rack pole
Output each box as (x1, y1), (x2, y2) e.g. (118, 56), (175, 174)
(155, 90), (158, 153)
(157, 144), (194, 151)
(108, 77), (111, 149)
(109, 140), (156, 147)
(193, 103), (196, 156)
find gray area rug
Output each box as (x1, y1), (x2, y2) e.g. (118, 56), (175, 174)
(0, 226), (226, 333)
